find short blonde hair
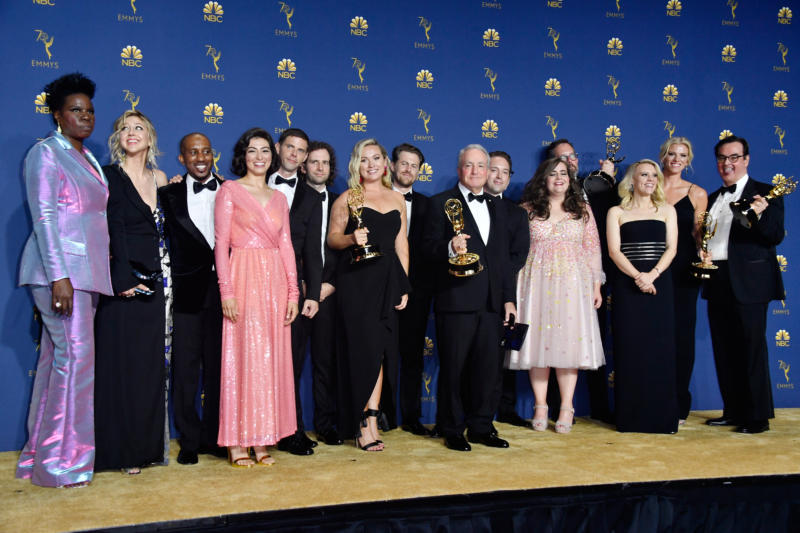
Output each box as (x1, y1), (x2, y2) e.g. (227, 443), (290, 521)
(107, 110), (162, 168)
(618, 159), (666, 210)
(347, 138), (391, 189)
(658, 136), (694, 168)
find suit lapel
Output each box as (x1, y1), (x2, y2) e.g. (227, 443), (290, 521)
(291, 180), (304, 215)
(119, 166), (158, 229)
(173, 176), (212, 249)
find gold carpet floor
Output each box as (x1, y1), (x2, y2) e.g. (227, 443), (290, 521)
(2, 409), (799, 533)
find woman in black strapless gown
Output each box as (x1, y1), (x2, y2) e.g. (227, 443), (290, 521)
(327, 139), (410, 451)
(607, 159), (679, 433)
(659, 137), (708, 423)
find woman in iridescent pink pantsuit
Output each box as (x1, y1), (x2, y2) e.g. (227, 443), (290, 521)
(16, 74), (113, 487)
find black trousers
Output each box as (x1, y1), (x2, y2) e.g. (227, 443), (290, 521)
(290, 308), (313, 433)
(674, 282), (700, 419)
(397, 288), (433, 425)
(309, 294), (338, 433)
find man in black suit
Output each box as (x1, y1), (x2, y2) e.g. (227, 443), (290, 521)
(703, 135), (784, 434)
(268, 128), (323, 455)
(423, 144), (517, 451)
(159, 133), (225, 464)
(385, 143), (433, 436)
(298, 140), (343, 445)
(485, 151), (532, 429)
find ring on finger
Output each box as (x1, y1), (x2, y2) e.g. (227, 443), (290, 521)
(55, 301), (62, 308)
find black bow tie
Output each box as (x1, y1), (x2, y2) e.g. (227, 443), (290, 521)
(319, 191), (327, 201)
(404, 192), (413, 202)
(275, 175), (297, 187)
(468, 192), (486, 203)
(720, 184), (737, 195)
(193, 178), (217, 194)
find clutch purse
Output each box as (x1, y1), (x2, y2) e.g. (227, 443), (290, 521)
(500, 314), (529, 351)
(129, 261), (162, 294)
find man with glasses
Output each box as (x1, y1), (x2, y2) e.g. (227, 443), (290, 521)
(702, 135), (784, 434)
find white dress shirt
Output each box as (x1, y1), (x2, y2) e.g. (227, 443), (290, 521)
(268, 170), (298, 208)
(459, 182), (490, 244)
(393, 185), (413, 236)
(186, 174), (218, 248)
(320, 189), (329, 267)
(707, 174), (749, 261)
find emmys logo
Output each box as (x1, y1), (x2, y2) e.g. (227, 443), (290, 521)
(604, 75), (622, 106)
(719, 82), (735, 111)
(203, 2), (223, 23)
(774, 298), (790, 316)
(775, 43), (789, 72)
(777, 360), (793, 389)
(34, 92), (50, 114)
(422, 372), (433, 397)
(773, 90), (788, 108)
(348, 58), (368, 92)
(416, 69), (434, 89)
(778, 7), (793, 24)
(605, 125), (622, 145)
(607, 37), (623, 56)
(212, 150), (222, 175)
(418, 163), (434, 183)
(722, 0), (739, 26)
(202, 45), (224, 81)
(203, 103), (223, 125)
(278, 100), (293, 127)
(545, 27), (563, 60)
(721, 44), (737, 63)
(772, 127), (788, 155)
(349, 112), (367, 132)
(415, 17), (435, 50)
(606, 0), (624, 18)
(481, 119), (499, 139)
(275, 2), (298, 38)
(544, 78), (561, 97)
(34, 29), (55, 61)
(414, 109), (434, 142)
(277, 58), (296, 79)
(663, 35), (679, 66)
(777, 254), (788, 272)
(664, 121), (677, 138)
(546, 115), (559, 141)
(122, 90), (140, 111)
(719, 129), (734, 139)
(483, 28), (500, 48)
(481, 68), (500, 101)
(666, 0), (682, 16)
(121, 45), (143, 68)
(118, 0), (143, 23)
(350, 16), (368, 37)
(663, 84), (679, 103)
(775, 329), (790, 347)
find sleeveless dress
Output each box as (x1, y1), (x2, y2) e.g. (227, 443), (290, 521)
(612, 220), (679, 434)
(506, 209), (605, 370)
(672, 192), (701, 419)
(336, 208), (410, 437)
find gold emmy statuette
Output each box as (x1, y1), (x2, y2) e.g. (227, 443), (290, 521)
(691, 211), (719, 279)
(730, 175), (797, 229)
(347, 185), (382, 264)
(583, 138), (626, 195)
(444, 198), (483, 277)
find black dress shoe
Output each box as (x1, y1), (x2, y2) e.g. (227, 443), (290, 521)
(317, 428), (344, 445)
(706, 416), (739, 426)
(444, 435), (471, 451)
(489, 423), (498, 437)
(429, 425), (442, 438)
(402, 420), (432, 436)
(467, 432), (510, 448)
(198, 445), (228, 458)
(735, 421), (770, 434)
(277, 435), (314, 456)
(299, 432), (318, 448)
(176, 449), (198, 465)
(496, 412), (533, 428)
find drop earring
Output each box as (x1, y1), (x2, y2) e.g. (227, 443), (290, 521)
(56, 122), (62, 134)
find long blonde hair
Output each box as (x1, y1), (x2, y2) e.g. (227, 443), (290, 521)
(107, 109), (162, 169)
(347, 138), (391, 189)
(618, 159), (666, 209)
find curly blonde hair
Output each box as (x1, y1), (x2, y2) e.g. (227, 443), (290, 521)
(347, 138), (392, 189)
(658, 136), (694, 170)
(107, 110), (162, 169)
(618, 159), (666, 210)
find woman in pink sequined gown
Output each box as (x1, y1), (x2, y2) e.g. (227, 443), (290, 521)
(506, 157), (605, 433)
(215, 128), (299, 466)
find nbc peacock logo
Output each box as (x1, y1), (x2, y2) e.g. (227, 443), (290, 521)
(605, 125), (622, 143)
(417, 162), (434, 183)
(121, 45), (143, 68)
(203, 103), (223, 125)
(481, 119), (499, 139)
(544, 78), (561, 97)
(777, 254), (788, 272)
(203, 2), (223, 23)
(350, 16), (368, 37)
(483, 28), (500, 48)
(607, 37), (623, 56)
(666, 0), (682, 16)
(778, 7), (792, 25)
(776, 329), (790, 347)
(33, 0), (55, 5)
(34, 92), (49, 114)
(416, 69), (434, 89)
(349, 112), (367, 132)
(719, 129), (734, 140)
(663, 84), (679, 103)
(721, 45), (737, 63)
(773, 90), (788, 108)
(277, 58), (296, 79)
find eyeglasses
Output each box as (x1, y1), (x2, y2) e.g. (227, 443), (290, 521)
(716, 154), (743, 163)
(558, 153), (578, 162)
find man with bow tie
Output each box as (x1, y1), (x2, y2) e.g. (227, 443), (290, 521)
(159, 133), (225, 464)
(423, 144), (517, 451)
(268, 128), (324, 455)
(702, 135), (784, 434)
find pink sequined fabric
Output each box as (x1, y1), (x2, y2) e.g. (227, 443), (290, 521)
(214, 181), (299, 447)
(506, 206), (606, 370)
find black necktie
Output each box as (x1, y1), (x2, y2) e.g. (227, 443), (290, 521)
(193, 178), (217, 194)
(720, 184), (737, 195)
(275, 175), (297, 187)
(468, 192), (485, 203)
(319, 191), (327, 201)
(404, 192), (413, 202)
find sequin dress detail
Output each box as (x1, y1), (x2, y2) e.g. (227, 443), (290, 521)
(506, 207), (605, 370)
(154, 205), (173, 462)
(215, 181), (299, 447)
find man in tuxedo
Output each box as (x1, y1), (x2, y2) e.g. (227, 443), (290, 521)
(268, 128), (323, 455)
(423, 144), (517, 451)
(298, 140), (343, 445)
(385, 143), (433, 436)
(485, 151), (532, 429)
(703, 135), (784, 434)
(159, 133), (225, 464)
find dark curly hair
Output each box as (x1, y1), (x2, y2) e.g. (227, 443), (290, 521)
(304, 140), (337, 186)
(520, 157), (587, 221)
(230, 128), (278, 177)
(43, 72), (96, 126)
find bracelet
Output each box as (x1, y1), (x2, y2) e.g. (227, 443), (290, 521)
(653, 266), (661, 276)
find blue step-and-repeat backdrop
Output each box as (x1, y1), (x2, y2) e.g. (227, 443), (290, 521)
(0, 0), (796, 451)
